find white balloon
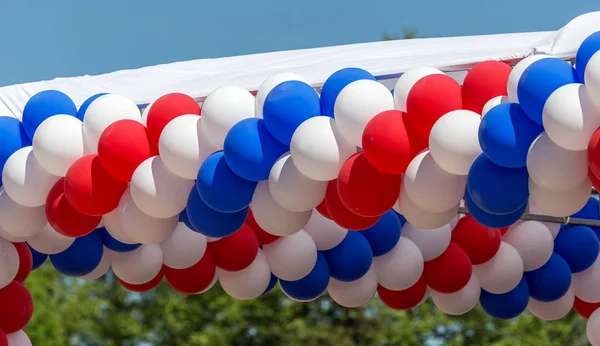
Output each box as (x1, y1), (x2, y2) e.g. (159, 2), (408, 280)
(6, 330), (32, 346)
(102, 209), (137, 245)
(82, 94), (141, 153)
(373, 237), (424, 290)
(79, 247), (113, 280)
(201, 86), (255, 149)
(0, 188), (46, 239)
(503, 220), (554, 271)
(268, 153), (327, 212)
(263, 230), (318, 281)
(529, 177), (591, 217)
(303, 211), (347, 251)
(255, 73), (308, 119)
(588, 308), (600, 346)
(401, 223), (452, 261)
(27, 224), (75, 255)
(403, 150), (467, 213)
(542, 84), (600, 151)
(507, 55), (551, 103)
(394, 67), (444, 112)
(573, 255), (600, 303)
(528, 200), (561, 238)
(429, 110), (482, 175)
(2, 147), (59, 207)
(482, 96), (509, 117)
(0, 239), (19, 289)
(395, 187), (460, 229)
(111, 244), (163, 285)
(159, 114), (217, 179)
(327, 265), (377, 308)
(118, 189), (178, 245)
(290, 116), (357, 181)
(140, 101), (154, 126)
(527, 132), (588, 191)
(432, 274), (481, 315)
(334, 79), (395, 146)
(0, 225), (30, 243)
(586, 51), (600, 110)
(161, 222), (208, 269)
(219, 249), (271, 300)
(32, 114), (84, 177)
(528, 287), (574, 321)
(473, 242), (524, 294)
(250, 181), (312, 237)
(130, 156), (195, 219)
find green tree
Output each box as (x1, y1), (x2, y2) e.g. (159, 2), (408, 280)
(383, 28), (419, 41)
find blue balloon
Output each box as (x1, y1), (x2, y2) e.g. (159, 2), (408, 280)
(467, 154), (529, 215)
(464, 191), (526, 228)
(320, 68), (376, 117)
(28, 245), (48, 270)
(324, 231), (372, 282)
(280, 252), (330, 301)
(392, 210), (407, 227)
(359, 210), (401, 256)
(554, 225), (599, 273)
(223, 118), (288, 181)
(576, 32), (600, 83)
(22, 90), (77, 140)
(570, 197), (600, 238)
(478, 103), (543, 168)
(0, 117), (31, 186)
(77, 93), (108, 121)
(263, 81), (321, 146)
(517, 58), (578, 124)
(524, 253), (571, 302)
(49, 232), (104, 277)
(186, 187), (248, 238)
(179, 208), (195, 230)
(480, 277), (530, 319)
(262, 273), (279, 295)
(196, 151), (258, 213)
(97, 227), (141, 253)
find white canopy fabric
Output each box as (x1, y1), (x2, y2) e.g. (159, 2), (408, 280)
(1, 11), (600, 120)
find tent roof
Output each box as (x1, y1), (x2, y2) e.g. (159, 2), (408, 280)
(1, 11), (600, 120)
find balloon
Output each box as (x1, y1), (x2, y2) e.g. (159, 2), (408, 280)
(585, 40), (600, 110)
(528, 199), (561, 238)
(161, 223), (207, 270)
(209, 225), (259, 272)
(97, 227), (141, 253)
(302, 211), (347, 251)
(0, 117), (30, 188)
(325, 180), (381, 230)
(373, 236), (424, 290)
(451, 216), (501, 265)
(480, 277), (530, 320)
(263, 230), (317, 281)
(200, 86), (254, 149)
(569, 197), (600, 238)
(432, 273), (481, 315)
(529, 177), (591, 217)
(22, 90), (77, 141)
(13, 242), (32, 282)
(479, 103), (543, 168)
(262, 274), (278, 296)
(393, 67), (444, 112)
(525, 253), (571, 302)
(102, 208), (137, 245)
(250, 181), (312, 236)
(263, 80), (320, 146)
(165, 250), (216, 294)
(117, 268), (164, 293)
(27, 224), (74, 255)
(576, 32), (600, 83)
(359, 210), (401, 256)
(324, 231), (372, 282)
(473, 241), (524, 294)
(517, 57), (578, 125)
(0, 240), (19, 289)
(320, 68), (375, 117)
(482, 95), (509, 117)
(0, 188), (46, 239)
(378, 275), (428, 310)
(545, 84), (600, 151)
(268, 153), (327, 212)
(337, 152), (401, 217)
(467, 154), (529, 215)
(461, 61), (512, 115)
(223, 118), (288, 182)
(97, 119), (152, 182)
(76, 93), (107, 121)
(29, 245), (48, 270)
(574, 297), (600, 319)
(554, 226), (599, 273)
(255, 73), (308, 119)
(588, 309), (600, 346)
(574, 255), (600, 303)
(245, 209), (280, 245)
(79, 247), (113, 280)
(186, 187), (248, 238)
(402, 222), (451, 261)
(395, 187), (459, 229)
(503, 221), (554, 271)
(423, 242), (472, 294)
(0, 282), (33, 333)
(111, 244), (163, 285)
(219, 249), (272, 300)
(464, 191), (526, 228)
(280, 252), (330, 301)
(315, 199), (331, 219)
(49, 232), (104, 277)
(2, 146), (59, 207)
(528, 287), (574, 321)
(32, 114), (84, 177)
(82, 94), (142, 153)
(327, 265), (377, 308)
(507, 55), (552, 103)
(589, 129), (600, 178)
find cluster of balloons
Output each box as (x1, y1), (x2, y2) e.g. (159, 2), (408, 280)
(4, 30), (600, 346)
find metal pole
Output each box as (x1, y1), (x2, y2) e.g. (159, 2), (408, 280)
(457, 207), (600, 227)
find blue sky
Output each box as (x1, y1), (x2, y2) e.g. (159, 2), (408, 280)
(0, 0), (599, 86)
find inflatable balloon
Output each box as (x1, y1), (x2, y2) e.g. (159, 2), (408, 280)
(393, 67), (444, 112)
(462, 61), (512, 115)
(378, 275), (428, 310)
(263, 230), (317, 281)
(161, 223), (207, 270)
(219, 249), (272, 300)
(46, 178), (101, 237)
(325, 180), (381, 230)
(280, 252), (330, 301)
(554, 226), (599, 273)
(0, 281), (34, 333)
(529, 177), (591, 217)
(584, 39), (600, 110)
(79, 247), (113, 280)
(373, 237), (424, 290)
(302, 211), (347, 251)
(97, 227), (140, 253)
(432, 274), (481, 315)
(528, 287), (574, 321)
(327, 265), (377, 308)
(29, 245), (47, 270)
(423, 242), (472, 294)
(395, 186), (460, 230)
(401, 222), (452, 261)
(165, 250), (216, 294)
(255, 73), (308, 119)
(13, 242), (32, 282)
(111, 244), (163, 285)
(22, 90), (77, 141)
(507, 55), (551, 103)
(209, 225), (259, 272)
(0, 188), (46, 239)
(245, 209), (279, 245)
(321, 68), (375, 117)
(480, 277), (530, 320)
(118, 189), (178, 244)
(575, 255), (600, 303)
(323, 231), (372, 282)
(525, 253), (572, 302)
(569, 197), (600, 238)
(49, 232), (104, 277)
(451, 216), (501, 265)
(358, 210), (401, 257)
(528, 200), (561, 238)
(186, 187), (248, 238)
(464, 191), (527, 228)
(117, 268), (164, 293)
(77, 93), (108, 121)
(27, 224), (75, 255)
(473, 241), (524, 294)
(503, 221), (554, 271)
(574, 297), (600, 319)
(482, 96), (509, 117)
(0, 240), (19, 289)
(0, 117), (31, 187)
(588, 309), (600, 346)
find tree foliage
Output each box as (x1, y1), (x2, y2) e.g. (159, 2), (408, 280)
(383, 28), (419, 41)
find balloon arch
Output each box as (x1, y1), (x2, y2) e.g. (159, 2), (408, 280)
(4, 31), (600, 346)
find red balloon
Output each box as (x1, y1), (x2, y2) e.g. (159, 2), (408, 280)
(378, 275), (427, 310)
(315, 199), (331, 219)
(46, 178), (101, 237)
(337, 152), (401, 217)
(165, 251), (216, 294)
(591, 169), (600, 190)
(0, 281), (33, 333)
(406, 74), (463, 138)
(64, 155), (128, 216)
(0, 329), (6, 346)
(589, 129), (600, 179)
(208, 224), (259, 272)
(462, 61), (512, 115)
(423, 242), (472, 294)
(325, 180), (381, 230)
(574, 297), (600, 319)
(451, 216), (502, 265)
(146, 93), (201, 153)
(246, 209), (279, 245)
(13, 243), (32, 283)
(118, 267), (165, 293)
(98, 120), (152, 182)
